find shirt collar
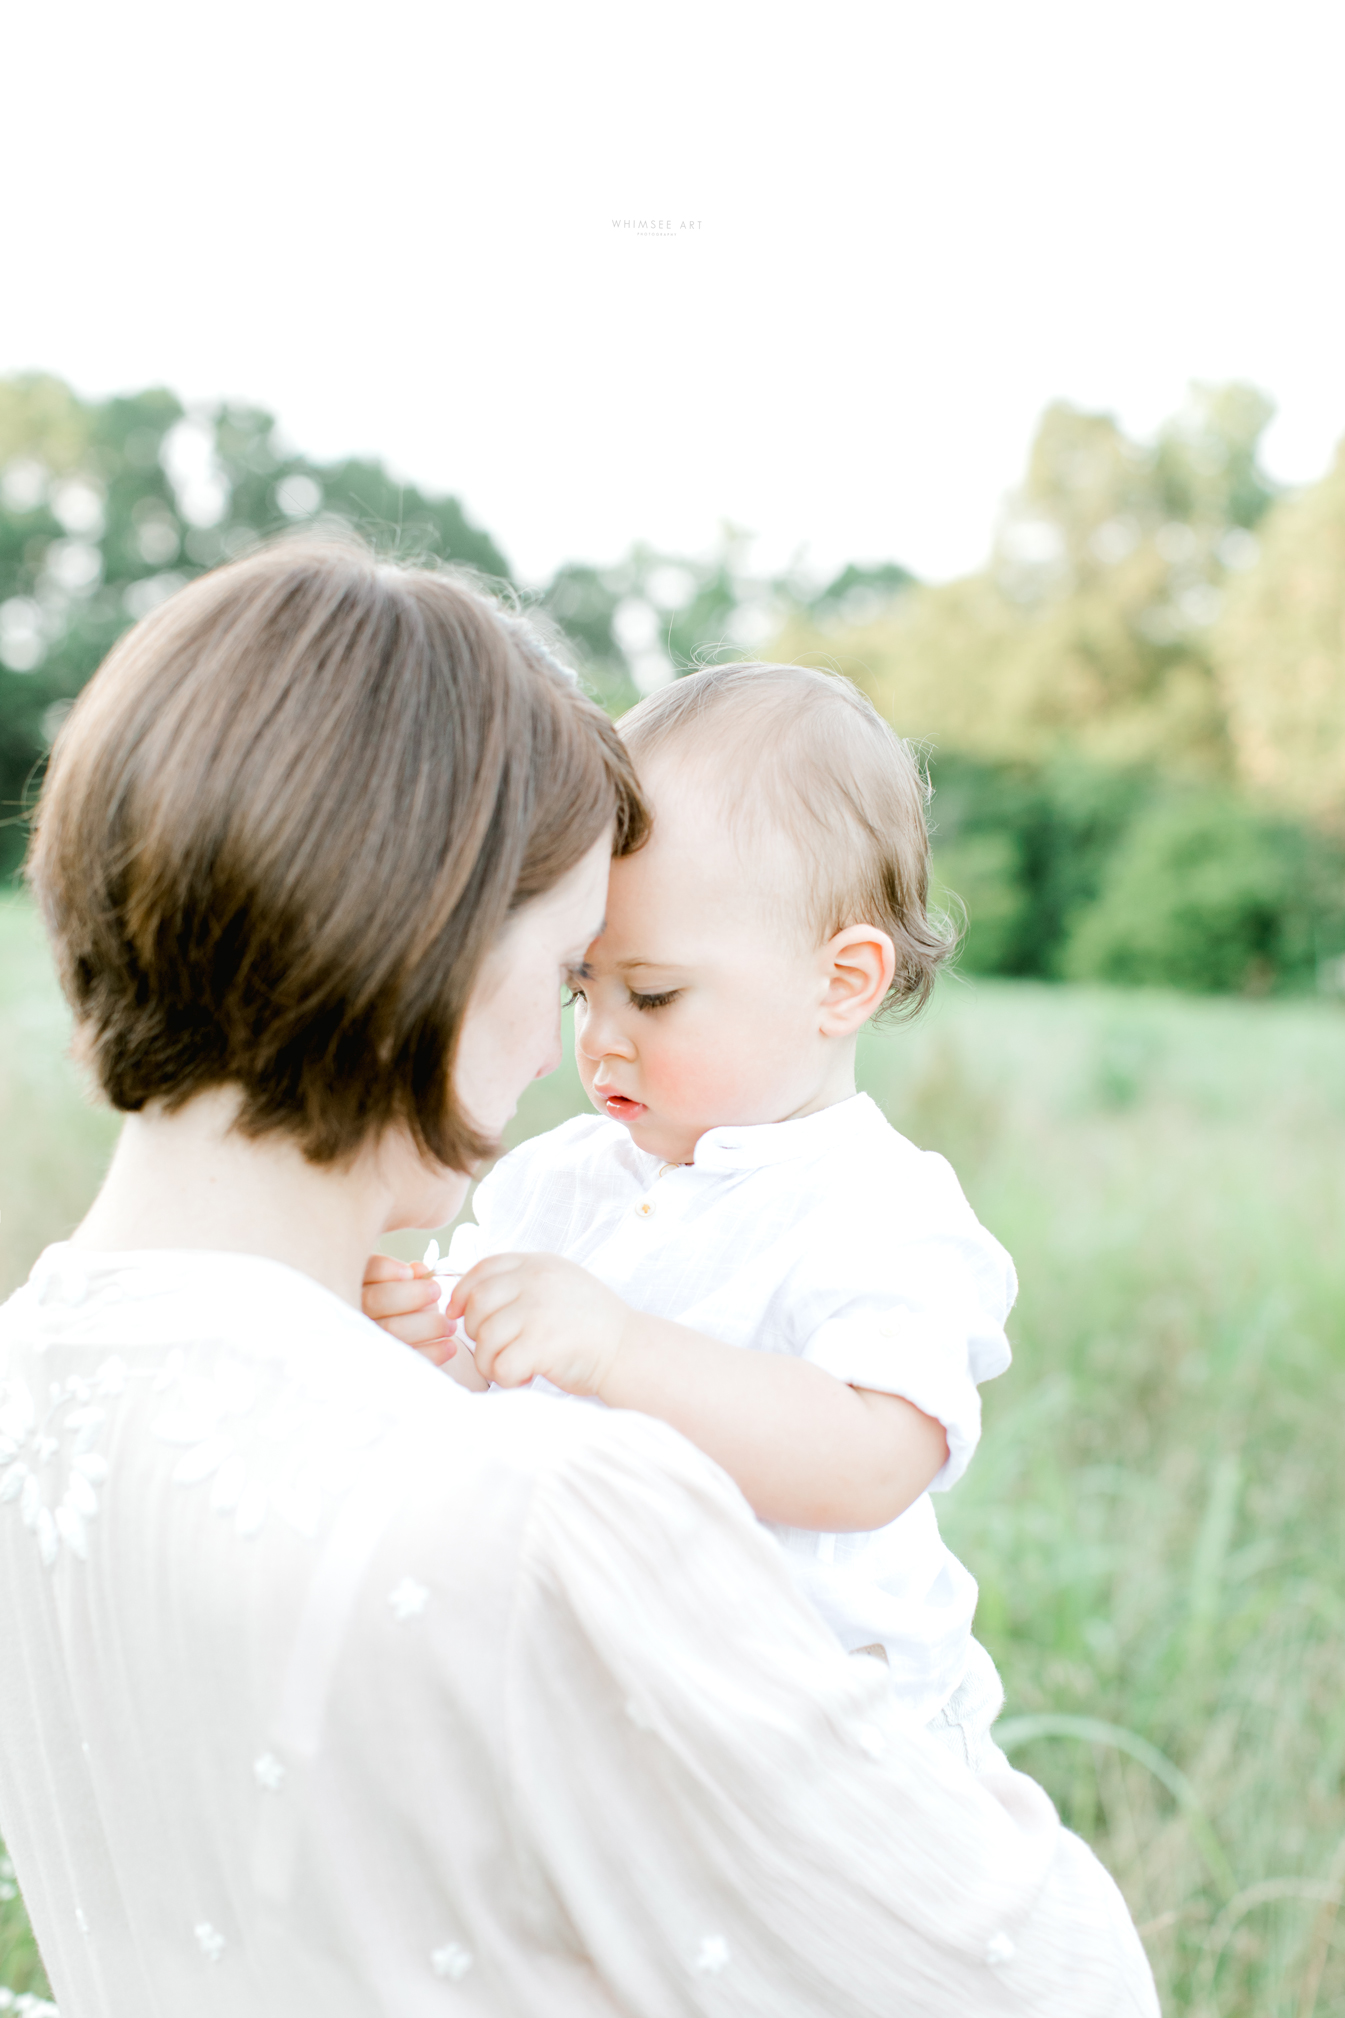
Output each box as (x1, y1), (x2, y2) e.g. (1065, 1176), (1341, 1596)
(690, 1092), (886, 1171)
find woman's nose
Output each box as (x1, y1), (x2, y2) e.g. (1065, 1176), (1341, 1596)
(534, 1031), (563, 1080)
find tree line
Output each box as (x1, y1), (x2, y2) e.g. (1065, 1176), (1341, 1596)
(2, 373), (1342, 993)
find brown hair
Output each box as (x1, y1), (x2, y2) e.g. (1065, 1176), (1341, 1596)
(619, 662), (954, 1015)
(27, 539), (648, 1168)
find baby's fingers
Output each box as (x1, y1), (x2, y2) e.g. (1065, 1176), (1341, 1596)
(468, 1304), (528, 1385)
(445, 1253), (523, 1325)
(476, 1340), (544, 1390)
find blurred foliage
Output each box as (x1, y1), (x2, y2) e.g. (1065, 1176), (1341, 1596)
(774, 383), (1279, 779)
(0, 374), (508, 878)
(770, 384), (1345, 995)
(537, 539), (914, 715)
(0, 370), (914, 875)
(1061, 793), (1338, 994)
(1214, 438), (1345, 825)
(928, 756), (1345, 994)
(928, 755), (1153, 978)
(3, 370), (1343, 996)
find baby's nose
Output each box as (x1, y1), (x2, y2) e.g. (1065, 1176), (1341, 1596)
(577, 1011), (633, 1061)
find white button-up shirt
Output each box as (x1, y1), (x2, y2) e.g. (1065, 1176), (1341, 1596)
(450, 1092), (1017, 1721)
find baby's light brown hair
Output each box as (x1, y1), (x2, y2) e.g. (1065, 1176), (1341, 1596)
(619, 662), (955, 1015)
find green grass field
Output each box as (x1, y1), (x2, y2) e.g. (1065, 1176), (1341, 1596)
(3, 890), (1345, 2013)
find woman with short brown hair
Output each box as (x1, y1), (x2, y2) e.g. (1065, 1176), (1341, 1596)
(0, 543), (1155, 2015)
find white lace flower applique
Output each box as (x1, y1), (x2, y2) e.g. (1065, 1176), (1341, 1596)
(194, 1920), (226, 1962)
(388, 1576), (429, 1622)
(0, 1357), (125, 1568)
(430, 1940), (473, 1981)
(151, 1351), (391, 1542)
(253, 1752), (286, 1793)
(694, 1934), (731, 1975)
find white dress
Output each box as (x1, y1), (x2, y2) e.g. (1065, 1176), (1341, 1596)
(0, 1245), (1158, 2016)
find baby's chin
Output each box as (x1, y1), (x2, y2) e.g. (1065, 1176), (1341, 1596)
(597, 1100), (696, 1166)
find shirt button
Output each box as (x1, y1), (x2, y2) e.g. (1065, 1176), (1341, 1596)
(635, 1201), (655, 1217)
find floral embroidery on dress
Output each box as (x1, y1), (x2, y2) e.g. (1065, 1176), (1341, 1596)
(0, 1360), (124, 1568)
(150, 1351), (392, 1541)
(388, 1576), (429, 1621)
(253, 1752), (286, 1792)
(3, 1278), (392, 1564)
(193, 1921), (226, 1962)
(694, 1934), (731, 1975)
(430, 1941), (473, 1981)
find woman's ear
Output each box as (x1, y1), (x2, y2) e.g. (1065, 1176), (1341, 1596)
(817, 924), (896, 1037)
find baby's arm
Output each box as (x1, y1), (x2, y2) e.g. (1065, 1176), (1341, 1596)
(447, 1253), (947, 1530)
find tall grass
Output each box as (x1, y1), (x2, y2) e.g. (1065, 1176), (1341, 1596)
(3, 893), (1344, 2012)
(866, 985), (1345, 2014)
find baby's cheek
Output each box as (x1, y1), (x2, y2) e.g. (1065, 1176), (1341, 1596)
(642, 1038), (758, 1120)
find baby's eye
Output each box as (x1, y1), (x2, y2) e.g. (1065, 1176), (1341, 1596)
(630, 989), (680, 1012)
(562, 986), (586, 1007)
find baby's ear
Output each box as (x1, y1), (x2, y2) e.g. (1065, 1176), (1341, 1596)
(818, 925), (895, 1034)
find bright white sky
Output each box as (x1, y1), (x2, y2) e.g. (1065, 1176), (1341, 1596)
(4, 0), (1343, 587)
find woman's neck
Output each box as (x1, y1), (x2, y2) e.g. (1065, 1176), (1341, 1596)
(71, 1089), (394, 1308)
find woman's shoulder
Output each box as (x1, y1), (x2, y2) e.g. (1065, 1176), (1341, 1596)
(0, 1244), (644, 1572)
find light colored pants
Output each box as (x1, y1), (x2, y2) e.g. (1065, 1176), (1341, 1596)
(853, 1635), (1010, 1775)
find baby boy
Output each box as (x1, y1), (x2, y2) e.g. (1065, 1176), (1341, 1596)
(368, 661), (1016, 1767)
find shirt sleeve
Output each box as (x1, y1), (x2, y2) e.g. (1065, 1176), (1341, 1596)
(797, 1170), (1017, 1489)
(510, 1411), (1158, 2018)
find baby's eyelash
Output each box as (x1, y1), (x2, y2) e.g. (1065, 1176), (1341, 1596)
(630, 988), (680, 1012)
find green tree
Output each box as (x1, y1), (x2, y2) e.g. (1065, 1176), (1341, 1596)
(773, 384), (1279, 779)
(928, 755), (1157, 978)
(0, 374), (509, 878)
(1061, 791), (1339, 993)
(1213, 437), (1345, 826)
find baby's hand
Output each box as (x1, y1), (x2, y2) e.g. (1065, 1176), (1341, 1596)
(362, 1254), (457, 1367)
(446, 1253), (632, 1394)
